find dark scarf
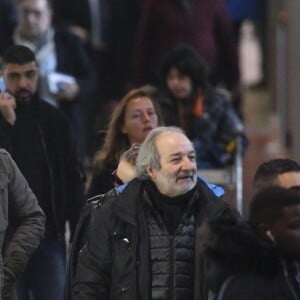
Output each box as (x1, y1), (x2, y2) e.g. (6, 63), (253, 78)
(144, 180), (196, 234)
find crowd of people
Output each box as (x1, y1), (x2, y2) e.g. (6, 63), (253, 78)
(0, 1), (297, 300)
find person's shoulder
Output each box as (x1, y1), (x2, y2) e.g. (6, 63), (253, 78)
(211, 87), (232, 104)
(0, 149), (10, 169)
(54, 27), (85, 46)
(196, 177), (225, 198)
(85, 189), (122, 233)
(87, 188), (120, 214)
(196, 178), (234, 216)
(38, 99), (70, 125)
(0, 148), (13, 166)
(223, 273), (278, 299)
(0, 149), (9, 157)
(197, 176), (225, 197)
(119, 178), (143, 194)
(38, 98), (60, 113)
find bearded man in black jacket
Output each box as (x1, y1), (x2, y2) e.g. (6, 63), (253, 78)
(0, 0), (96, 158)
(0, 45), (84, 300)
(72, 126), (236, 300)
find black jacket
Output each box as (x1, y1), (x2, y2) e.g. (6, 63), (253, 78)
(201, 216), (300, 300)
(0, 96), (85, 240)
(71, 178), (235, 300)
(86, 163), (116, 198)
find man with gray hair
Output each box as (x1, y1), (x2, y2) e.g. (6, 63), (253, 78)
(72, 126), (236, 300)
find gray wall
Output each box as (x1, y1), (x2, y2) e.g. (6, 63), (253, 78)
(270, 0), (300, 160)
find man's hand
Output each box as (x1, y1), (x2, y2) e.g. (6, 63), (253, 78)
(0, 91), (16, 125)
(56, 82), (80, 101)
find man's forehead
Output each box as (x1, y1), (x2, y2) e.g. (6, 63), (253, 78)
(19, 0), (48, 10)
(3, 62), (38, 73)
(156, 132), (194, 155)
(277, 171), (300, 189)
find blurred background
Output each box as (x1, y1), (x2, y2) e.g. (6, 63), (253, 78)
(1, 0), (300, 214)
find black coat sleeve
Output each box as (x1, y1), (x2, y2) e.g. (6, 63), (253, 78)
(72, 203), (114, 299)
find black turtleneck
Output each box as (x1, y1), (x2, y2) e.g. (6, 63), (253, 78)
(144, 180), (196, 235)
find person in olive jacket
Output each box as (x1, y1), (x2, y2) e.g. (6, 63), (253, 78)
(0, 149), (45, 300)
(72, 126), (237, 300)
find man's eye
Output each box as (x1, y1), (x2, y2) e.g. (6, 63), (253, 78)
(8, 74), (19, 80)
(26, 71), (37, 78)
(171, 158), (180, 163)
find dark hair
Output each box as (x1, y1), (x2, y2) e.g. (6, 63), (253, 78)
(253, 158), (300, 193)
(2, 45), (37, 66)
(160, 44), (207, 91)
(249, 186), (300, 226)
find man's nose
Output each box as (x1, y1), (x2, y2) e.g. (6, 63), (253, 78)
(181, 156), (193, 170)
(18, 76), (28, 87)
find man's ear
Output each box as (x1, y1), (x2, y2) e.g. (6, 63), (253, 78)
(147, 166), (156, 179)
(258, 223), (276, 243)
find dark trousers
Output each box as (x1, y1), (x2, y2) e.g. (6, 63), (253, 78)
(17, 239), (66, 300)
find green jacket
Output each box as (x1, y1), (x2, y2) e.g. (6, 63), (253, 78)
(0, 149), (46, 300)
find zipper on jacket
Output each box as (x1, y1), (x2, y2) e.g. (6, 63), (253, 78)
(169, 234), (174, 300)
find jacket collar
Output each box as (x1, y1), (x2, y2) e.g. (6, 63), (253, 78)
(112, 178), (222, 226)
(112, 178), (144, 226)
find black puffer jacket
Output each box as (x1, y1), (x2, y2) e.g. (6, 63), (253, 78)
(201, 216), (300, 300)
(145, 190), (196, 300)
(71, 178), (236, 300)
